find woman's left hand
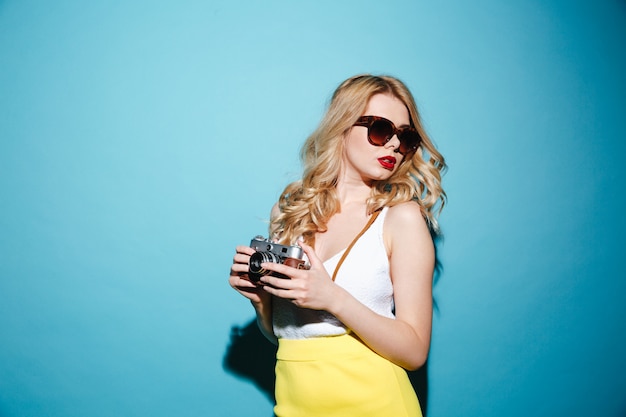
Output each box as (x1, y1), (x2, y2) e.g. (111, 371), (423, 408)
(258, 242), (342, 312)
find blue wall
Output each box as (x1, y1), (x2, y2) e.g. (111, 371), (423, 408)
(1, 1), (624, 416)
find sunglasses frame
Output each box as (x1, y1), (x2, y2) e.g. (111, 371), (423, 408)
(353, 115), (421, 157)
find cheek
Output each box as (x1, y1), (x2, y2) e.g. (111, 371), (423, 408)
(344, 130), (370, 155)
(343, 141), (369, 166)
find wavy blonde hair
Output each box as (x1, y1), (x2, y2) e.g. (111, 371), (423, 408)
(270, 74), (446, 246)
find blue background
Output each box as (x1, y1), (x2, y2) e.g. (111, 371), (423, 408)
(1, 1), (625, 416)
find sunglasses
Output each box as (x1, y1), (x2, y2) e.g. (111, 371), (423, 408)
(353, 116), (421, 156)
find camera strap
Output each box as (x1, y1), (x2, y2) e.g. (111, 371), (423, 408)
(330, 209), (382, 282)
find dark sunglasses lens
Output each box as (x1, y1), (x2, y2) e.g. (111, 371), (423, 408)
(398, 131), (420, 155)
(368, 119), (394, 145)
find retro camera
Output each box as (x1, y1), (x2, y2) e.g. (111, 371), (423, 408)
(248, 236), (308, 283)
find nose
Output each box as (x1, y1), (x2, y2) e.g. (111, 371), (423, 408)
(385, 134), (402, 152)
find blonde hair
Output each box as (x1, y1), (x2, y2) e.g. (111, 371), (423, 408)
(271, 74), (446, 246)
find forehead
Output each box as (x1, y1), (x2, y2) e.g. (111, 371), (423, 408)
(363, 94), (410, 126)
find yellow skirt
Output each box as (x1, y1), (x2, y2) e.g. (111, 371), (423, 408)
(274, 334), (422, 417)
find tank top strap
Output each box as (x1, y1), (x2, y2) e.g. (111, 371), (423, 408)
(330, 207), (387, 281)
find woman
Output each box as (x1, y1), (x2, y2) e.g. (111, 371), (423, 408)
(229, 74), (446, 417)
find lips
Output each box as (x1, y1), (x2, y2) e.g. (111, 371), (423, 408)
(378, 156), (397, 170)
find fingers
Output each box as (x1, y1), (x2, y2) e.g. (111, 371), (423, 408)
(231, 245), (255, 270)
(232, 254), (251, 268)
(260, 283), (294, 300)
(230, 259), (250, 275)
(235, 245), (256, 256)
(229, 245), (275, 305)
(230, 245), (255, 284)
(298, 242), (323, 269)
(257, 261), (302, 281)
(233, 246), (256, 263)
(230, 272), (253, 289)
(259, 274), (297, 290)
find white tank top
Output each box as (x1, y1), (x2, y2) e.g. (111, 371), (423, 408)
(273, 207), (395, 339)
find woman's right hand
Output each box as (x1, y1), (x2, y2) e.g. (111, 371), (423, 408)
(229, 245), (271, 306)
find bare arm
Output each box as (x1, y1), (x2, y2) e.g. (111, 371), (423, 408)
(258, 201), (434, 370)
(330, 202), (434, 369)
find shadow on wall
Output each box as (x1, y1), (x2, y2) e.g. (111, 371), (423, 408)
(223, 319), (430, 416)
(223, 320), (277, 405)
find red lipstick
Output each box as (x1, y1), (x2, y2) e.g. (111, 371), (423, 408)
(378, 156), (397, 170)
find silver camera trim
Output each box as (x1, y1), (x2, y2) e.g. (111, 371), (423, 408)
(249, 236), (305, 261)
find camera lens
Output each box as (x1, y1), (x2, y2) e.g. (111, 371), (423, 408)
(249, 251), (280, 276)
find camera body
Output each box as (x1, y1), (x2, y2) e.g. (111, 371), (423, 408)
(248, 236), (307, 282)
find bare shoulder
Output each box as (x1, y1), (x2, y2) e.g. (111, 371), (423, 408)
(386, 201), (429, 233)
(384, 201), (433, 251)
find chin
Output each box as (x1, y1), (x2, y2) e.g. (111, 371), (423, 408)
(367, 171), (394, 182)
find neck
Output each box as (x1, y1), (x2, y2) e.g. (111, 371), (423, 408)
(336, 172), (373, 209)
